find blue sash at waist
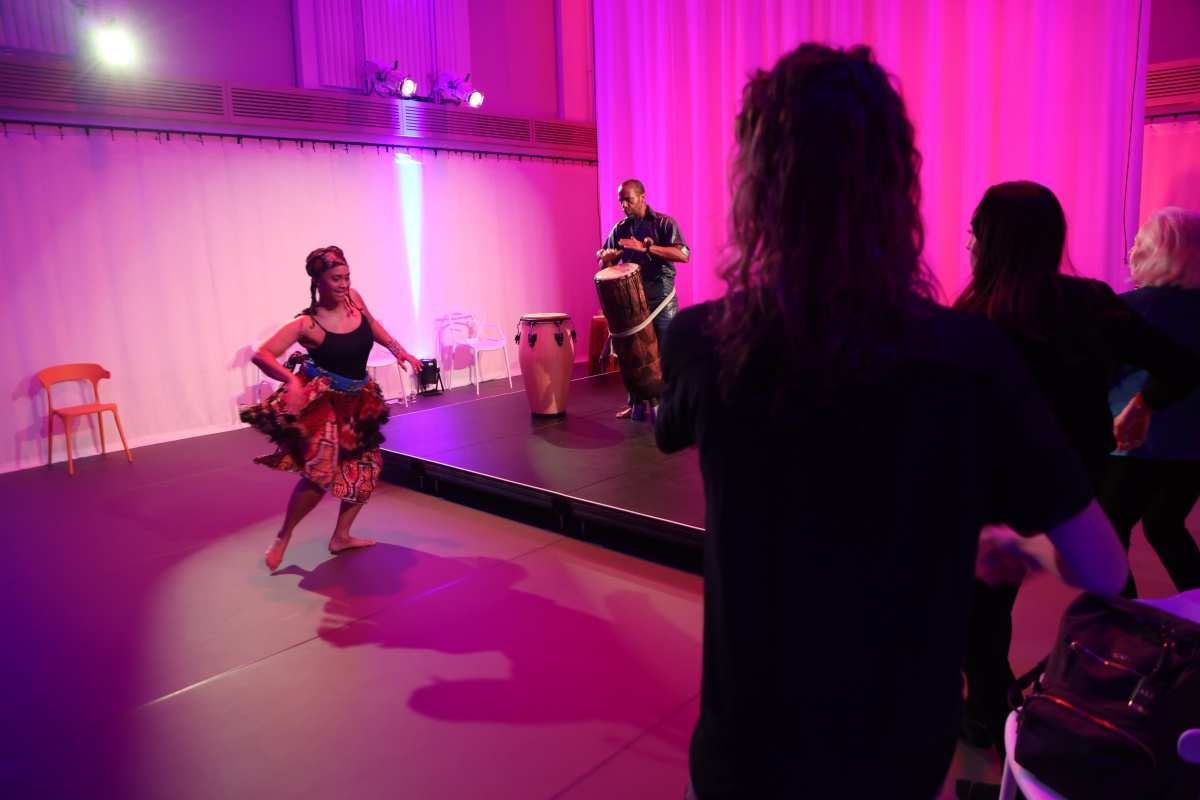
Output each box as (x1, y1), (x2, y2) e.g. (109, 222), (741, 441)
(301, 361), (370, 394)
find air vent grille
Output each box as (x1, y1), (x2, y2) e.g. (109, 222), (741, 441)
(230, 87), (400, 130)
(533, 120), (597, 149)
(1147, 61), (1200, 104)
(405, 104), (531, 142)
(0, 61), (224, 115)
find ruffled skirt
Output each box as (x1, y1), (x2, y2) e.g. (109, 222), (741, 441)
(240, 369), (390, 504)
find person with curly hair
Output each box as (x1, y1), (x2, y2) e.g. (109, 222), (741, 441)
(654, 44), (1128, 799)
(242, 246), (422, 571)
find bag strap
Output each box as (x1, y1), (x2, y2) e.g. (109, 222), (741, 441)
(1008, 655), (1049, 711)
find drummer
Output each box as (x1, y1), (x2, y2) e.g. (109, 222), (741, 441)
(596, 179), (691, 418)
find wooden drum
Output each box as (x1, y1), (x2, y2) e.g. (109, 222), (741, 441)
(593, 264), (663, 401)
(515, 313), (576, 415)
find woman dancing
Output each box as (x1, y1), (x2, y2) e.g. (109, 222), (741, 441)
(242, 246), (422, 570)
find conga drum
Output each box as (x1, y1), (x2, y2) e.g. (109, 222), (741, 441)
(515, 313), (576, 415)
(594, 264), (663, 401)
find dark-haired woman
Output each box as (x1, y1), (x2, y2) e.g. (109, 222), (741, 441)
(655, 46), (1127, 800)
(953, 182), (1200, 756)
(242, 246), (422, 571)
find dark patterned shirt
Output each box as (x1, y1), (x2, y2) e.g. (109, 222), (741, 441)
(602, 205), (690, 299)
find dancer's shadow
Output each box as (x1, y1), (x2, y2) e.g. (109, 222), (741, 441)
(304, 555), (700, 728)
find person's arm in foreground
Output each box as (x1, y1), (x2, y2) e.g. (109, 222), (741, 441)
(979, 501), (1128, 594)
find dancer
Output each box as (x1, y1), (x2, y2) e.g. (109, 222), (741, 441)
(1106, 207), (1200, 596)
(953, 183), (1200, 756)
(655, 45), (1127, 800)
(241, 246), (422, 571)
(597, 179), (690, 419)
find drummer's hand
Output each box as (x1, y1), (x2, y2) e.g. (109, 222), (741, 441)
(618, 237), (650, 253)
(597, 248), (622, 264)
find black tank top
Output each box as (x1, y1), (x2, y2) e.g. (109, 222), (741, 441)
(306, 312), (373, 380)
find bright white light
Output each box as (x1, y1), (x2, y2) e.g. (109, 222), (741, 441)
(467, 90), (483, 108)
(94, 27), (136, 65)
(400, 77), (417, 98)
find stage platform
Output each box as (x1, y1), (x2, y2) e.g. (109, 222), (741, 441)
(379, 371), (705, 549)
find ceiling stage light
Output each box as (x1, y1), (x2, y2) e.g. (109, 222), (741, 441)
(433, 71), (483, 109)
(93, 26), (136, 66)
(367, 60), (418, 99)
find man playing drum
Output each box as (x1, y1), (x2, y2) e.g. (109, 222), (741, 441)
(597, 179), (691, 419)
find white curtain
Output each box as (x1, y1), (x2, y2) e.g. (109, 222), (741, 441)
(0, 128), (599, 473)
(593, 0), (1150, 307)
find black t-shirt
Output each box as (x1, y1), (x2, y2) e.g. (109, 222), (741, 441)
(655, 300), (1094, 799)
(999, 275), (1200, 460)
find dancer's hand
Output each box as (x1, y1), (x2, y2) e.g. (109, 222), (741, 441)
(399, 351), (423, 374)
(283, 374), (306, 416)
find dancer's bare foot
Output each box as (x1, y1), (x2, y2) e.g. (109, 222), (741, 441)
(616, 405), (634, 419)
(329, 536), (377, 555)
(265, 535), (291, 571)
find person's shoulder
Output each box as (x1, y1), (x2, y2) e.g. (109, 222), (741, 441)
(649, 208), (681, 226)
(1062, 274), (1120, 305)
(910, 304), (1017, 371)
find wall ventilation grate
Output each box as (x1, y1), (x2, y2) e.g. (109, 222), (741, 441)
(0, 61), (224, 115)
(534, 120), (597, 149)
(405, 104), (531, 142)
(1147, 60), (1200, 106)
(230, 87), (400, 130)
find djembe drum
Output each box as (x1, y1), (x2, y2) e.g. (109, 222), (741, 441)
(515, 313), (576, 415)
(593, 263), (664, 402)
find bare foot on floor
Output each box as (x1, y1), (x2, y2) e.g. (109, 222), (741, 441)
(329, 537), (377, 554)
(616, 406), (634, 418)
(265, 536), (290, 571)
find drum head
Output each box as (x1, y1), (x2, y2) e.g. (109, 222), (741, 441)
(594, 263), (640, 282)
(520, 312), (571, 323)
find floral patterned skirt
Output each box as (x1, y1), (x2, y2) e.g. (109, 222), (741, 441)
(239, 369), (390, 504)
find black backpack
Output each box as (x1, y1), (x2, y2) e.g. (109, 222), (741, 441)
(1012, 593), (1200, 800)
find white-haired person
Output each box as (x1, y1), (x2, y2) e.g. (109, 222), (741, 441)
(1105, 207), (1200, 597)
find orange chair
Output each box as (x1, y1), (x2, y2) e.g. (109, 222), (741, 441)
(37, 363), (132, 475)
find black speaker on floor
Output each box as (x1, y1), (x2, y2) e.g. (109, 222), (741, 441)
(419, 358), (444, 396)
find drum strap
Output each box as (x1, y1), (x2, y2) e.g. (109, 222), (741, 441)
(602, 288), (676, 360)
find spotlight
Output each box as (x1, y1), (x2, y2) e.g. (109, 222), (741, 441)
(92, 25), (136, 66)
(366, 60), (418, 98)
(432, 71), (484, 108)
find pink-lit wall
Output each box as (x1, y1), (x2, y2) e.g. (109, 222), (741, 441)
(467, 0), (560, 118)
(123, 0), (296, 85)
(1137, 0), (1200, 234)
(556, 0), (595, 122)
(1149, 0), (1200, 63)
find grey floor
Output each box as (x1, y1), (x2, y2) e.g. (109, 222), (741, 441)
(1, 373), (1191, 799)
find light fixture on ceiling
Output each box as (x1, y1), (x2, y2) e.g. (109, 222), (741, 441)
(432, 71), (483, 109)
(90, 22), (136, 66)
(366, 60), (418, 98)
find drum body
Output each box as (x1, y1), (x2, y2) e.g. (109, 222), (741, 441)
(593, 264), (663, 401)
(516, 313), (575, 415)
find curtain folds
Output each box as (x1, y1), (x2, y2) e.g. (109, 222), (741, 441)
(593, 0), (1149, 307)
